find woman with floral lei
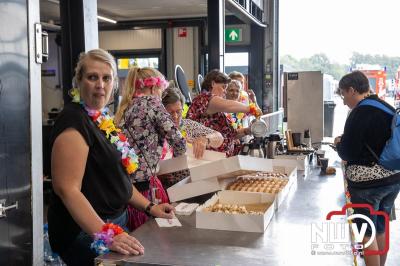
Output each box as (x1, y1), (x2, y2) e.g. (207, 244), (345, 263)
(114, 67), (186, 231)
(225, 79), (246, 130)
(48, 49), (174, 266)
(228, 71), (261, 128)
(187, 69), (262, 157)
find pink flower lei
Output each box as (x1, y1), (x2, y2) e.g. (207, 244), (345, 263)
(135, 77), (169, 90)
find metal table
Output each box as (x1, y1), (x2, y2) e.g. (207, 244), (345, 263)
(96, 155), (355, 266)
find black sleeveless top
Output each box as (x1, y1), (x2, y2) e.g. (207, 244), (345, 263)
(47, 103), (133, 253)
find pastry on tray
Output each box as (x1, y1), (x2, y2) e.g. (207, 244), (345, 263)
(226, 172), (289, 194)
(204, 203), (264, 215)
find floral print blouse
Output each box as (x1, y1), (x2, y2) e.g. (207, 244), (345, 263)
(187, 92), (238, 157)
(119, 95), (186, 183)
(181, 119), (223, 148)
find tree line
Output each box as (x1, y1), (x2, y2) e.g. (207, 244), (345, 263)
(280, 52), (400, 81)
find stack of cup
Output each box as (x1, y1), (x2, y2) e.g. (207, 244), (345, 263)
(315, 150), (326, 166)
(320, 158), (329, 173)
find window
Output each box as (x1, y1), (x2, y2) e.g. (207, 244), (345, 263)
(224, 52), (249, 75)
(117, 57), (159, 78)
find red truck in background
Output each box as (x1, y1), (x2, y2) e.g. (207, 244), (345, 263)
(394, 66), (400, 108)
(359, 69), (387, 100)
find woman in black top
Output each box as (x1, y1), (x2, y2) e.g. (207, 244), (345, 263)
(335, 71), (400, 266)
(48, 49), (174, 266)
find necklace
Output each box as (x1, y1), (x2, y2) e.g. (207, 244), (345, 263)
(81, 103), (139, 175)
(179, 121), (187, 139)
(226, 112), (245, 129)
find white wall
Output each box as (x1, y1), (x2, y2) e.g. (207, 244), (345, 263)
(173, 27), (197, 91)
(99, 27), (199, 94)
(99, 29), (162, 50)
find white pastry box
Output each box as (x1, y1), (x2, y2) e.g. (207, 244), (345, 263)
(189, 155), (297, 182)
(158, 147), (226, 176)
(166, 176), (220, 202)
(219, 170), (297, 210)
(160, 148), (225, 202)
(165, 155), (297, 204)
(196, 190), (276, 233)
(274, 154), (310, 171)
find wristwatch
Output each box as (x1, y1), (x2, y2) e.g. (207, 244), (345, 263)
(144, 202), (155, 217)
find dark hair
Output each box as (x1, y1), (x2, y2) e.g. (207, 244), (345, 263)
(201, 69), (231, 92)
(338, 71), (370, 94)
(162, 87), (185, 107)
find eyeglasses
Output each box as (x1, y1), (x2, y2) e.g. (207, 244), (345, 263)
(214, 82), (228, 89)
(168, 109), (183, 117)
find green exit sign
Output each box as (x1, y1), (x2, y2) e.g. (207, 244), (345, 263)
(225, 28), (242, 42)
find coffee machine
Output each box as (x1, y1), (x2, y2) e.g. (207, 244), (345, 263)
(240, 118), (284, 159)
(240, 118), (268, 158)
(265, 134), (280, 158)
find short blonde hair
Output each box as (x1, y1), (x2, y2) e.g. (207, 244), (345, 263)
(228, 71), (245, 81)
(114, 67), (165, 124)
(227, 79), (242, 91)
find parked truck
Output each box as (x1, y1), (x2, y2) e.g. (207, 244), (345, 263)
(353, 64), (387, 100)
(360, 69), (387, 100)
(394, 66), (400, 108)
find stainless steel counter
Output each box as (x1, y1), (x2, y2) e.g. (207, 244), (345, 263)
(96, 153), (400, 266)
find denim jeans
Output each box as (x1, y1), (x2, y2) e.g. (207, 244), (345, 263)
(348, 183), (400, 236)
(59, 210), (128, 266)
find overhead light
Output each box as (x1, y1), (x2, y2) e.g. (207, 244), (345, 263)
(97, 15), (117, 24)
(46, 0), (117, 24)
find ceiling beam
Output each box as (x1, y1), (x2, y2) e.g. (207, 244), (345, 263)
(99, 18), (207, 31)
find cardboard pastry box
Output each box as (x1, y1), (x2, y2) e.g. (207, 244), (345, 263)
(189, 155), (297, 182)
(159, 148), (225, 202)
(166, 155), (297, 203)
(274, 154), (310, 171)
(158, 147), (225, 176)
(196, 190), (276, 233)
(166, 176), (220, 203)
(219, 170), (297, 210)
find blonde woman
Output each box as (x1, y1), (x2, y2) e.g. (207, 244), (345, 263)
(115, 67), (186, 231)
(48, 50), (174, 265)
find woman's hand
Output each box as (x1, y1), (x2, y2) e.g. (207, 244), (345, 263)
(192, 137), (207, 159)
(236, 127), (251, 138)
(248, 89), (256, 103)
(149, 203), (175, 219)
(254, 106), (263, 118)
(109, 233), (145, 255)
(334, 136), (342, 146)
